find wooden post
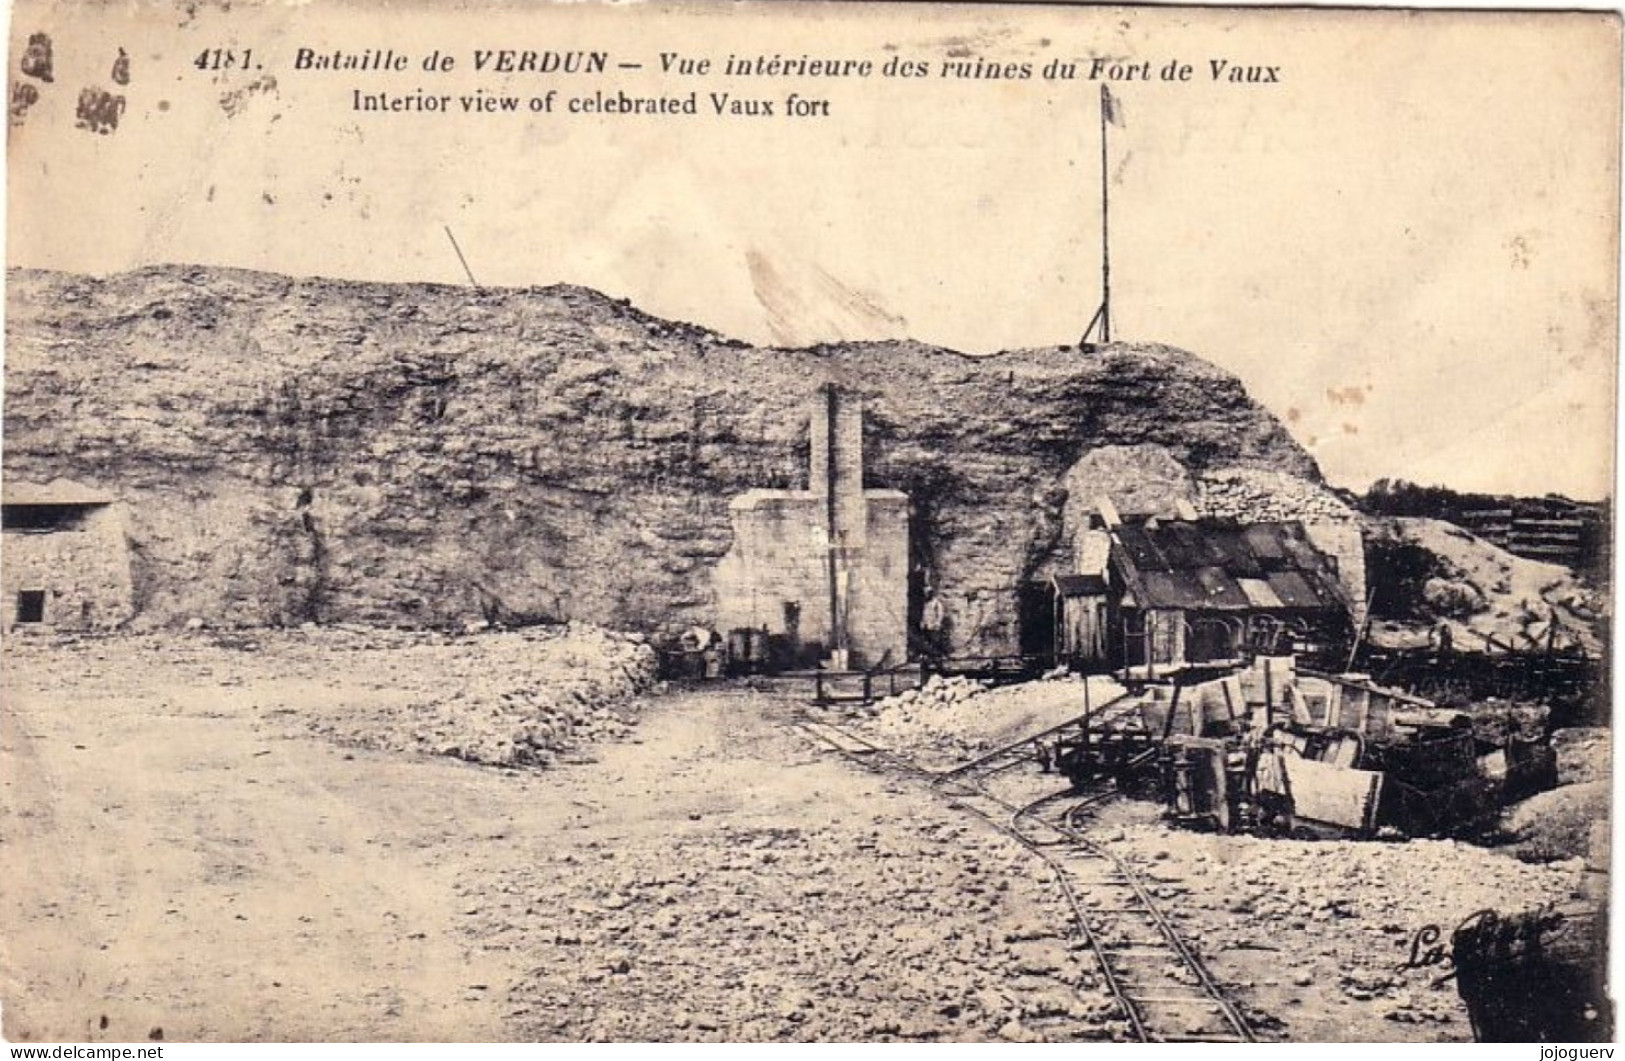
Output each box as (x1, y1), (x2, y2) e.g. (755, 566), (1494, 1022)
(1161, 683), (1184, 741)
(1263, 657), (1274, 725)
(1146, 612), (1157, 682)
(1099, 84), (1112, 344)
(1052, 583), (1063, 665)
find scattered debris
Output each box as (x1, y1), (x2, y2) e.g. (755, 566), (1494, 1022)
(842, 672), (1122, 771)
(294, 622), (658, 766)
(1367, 518), (1604, 657)
(1048, 657), (1559, 840)
(1110, 824), (1588, 1038)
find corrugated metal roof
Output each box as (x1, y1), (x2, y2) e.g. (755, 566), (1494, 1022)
(1111, 518), (1347, 614)
(1237, 577), (1284, 609)
(1150, 522), (1210, 569)
(1266, 570), (1332, 609)
(1203, 529), (1265, 577)
(1242, 523), (1289, 561)
(1194, 566), (1251, 608)
(1140, 570), (1253, 611)
(1113, 523), (1167, 572)
(1139, 572), (1210, 610)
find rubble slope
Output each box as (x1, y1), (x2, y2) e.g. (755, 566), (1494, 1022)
(4, 265), (1318, 649)
(1366, 517), (1605, 655)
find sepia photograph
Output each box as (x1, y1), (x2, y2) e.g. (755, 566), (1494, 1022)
(1, 0), (1618, 1045)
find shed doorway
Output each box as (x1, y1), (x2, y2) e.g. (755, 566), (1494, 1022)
(1017, 582), (1056, 659)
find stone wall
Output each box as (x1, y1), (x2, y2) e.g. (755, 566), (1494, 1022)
(1197, 466), (1369, 624)
(1, 503), (134, 631)
(713, 391), (909, 668)
(3, 266), (1325, 653)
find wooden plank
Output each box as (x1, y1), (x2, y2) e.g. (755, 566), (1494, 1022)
(1283, 756), (1383, 832)
(1286, 683), (1314, 727)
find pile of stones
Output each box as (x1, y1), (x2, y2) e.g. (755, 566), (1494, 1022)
(862, 674), (993, 717)
(1196, 468), (1360, 525)
(848, 675), (996, 763)
(301, 621), (659, 767)
(846, 673), (1101, 772)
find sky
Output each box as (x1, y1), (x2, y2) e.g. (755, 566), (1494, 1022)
(6, 0), (1620, 499)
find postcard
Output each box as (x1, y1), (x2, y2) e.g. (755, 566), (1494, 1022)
(2, 0), (1617, 1045)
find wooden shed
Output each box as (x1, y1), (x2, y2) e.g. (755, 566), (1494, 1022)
(1105, 516), (1354, 676)
(1051, 573), (1109, 666)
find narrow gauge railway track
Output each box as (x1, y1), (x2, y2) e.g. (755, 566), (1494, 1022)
(792, 713), (1255, 1044)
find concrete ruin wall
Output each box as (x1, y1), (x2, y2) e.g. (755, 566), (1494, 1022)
(3, 266), (1326, 652)
(808, 385), (866, 545)
(845, 494), (909, 664)
(1, 503), (135, 631)
(713, 390), (910, 667)
(714, 490), (908, 667)
(715, 492), (827, 642)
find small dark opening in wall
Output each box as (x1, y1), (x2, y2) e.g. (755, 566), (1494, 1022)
(2, 503), (98, 532)
(16, 590), (46, 624)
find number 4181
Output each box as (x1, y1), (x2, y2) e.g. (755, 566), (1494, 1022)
(194, 48), (254, 71)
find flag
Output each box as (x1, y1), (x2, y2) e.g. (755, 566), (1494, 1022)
(1101, 83), (1124, 127)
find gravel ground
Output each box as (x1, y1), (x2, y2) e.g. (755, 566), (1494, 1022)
(1, 634), (1595, 1043)
(473, 688), (1126, 1042)
(0, 634), (1120, 1042)
(1104, 816), (1593, 1042)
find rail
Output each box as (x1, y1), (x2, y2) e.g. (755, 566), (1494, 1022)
(935, 690), (1135, 785)
(791, 713), (1256, 1043)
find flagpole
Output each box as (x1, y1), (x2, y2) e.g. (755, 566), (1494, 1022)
(1100, 84), (1111, 345)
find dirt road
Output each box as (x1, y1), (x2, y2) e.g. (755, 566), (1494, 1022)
(1, 640), (523, 1041)
(0, 636), (1110, 1042)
